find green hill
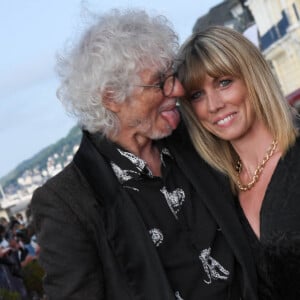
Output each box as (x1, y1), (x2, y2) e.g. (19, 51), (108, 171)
(0, 126), (82, 189)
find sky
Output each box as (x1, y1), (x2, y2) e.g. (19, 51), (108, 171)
(0, 0), (224, 179)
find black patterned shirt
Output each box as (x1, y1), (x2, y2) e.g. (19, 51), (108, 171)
(96, 136), (240, 300)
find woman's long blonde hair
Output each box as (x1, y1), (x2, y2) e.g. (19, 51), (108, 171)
(176, 26), (297, 191)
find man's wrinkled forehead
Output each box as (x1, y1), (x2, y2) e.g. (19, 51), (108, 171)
(138, 62), (173, 81)
(139, 58), (173, 73)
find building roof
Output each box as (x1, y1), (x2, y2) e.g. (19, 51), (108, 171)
(193, 0), (254, 33)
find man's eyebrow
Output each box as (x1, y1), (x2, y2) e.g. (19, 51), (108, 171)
(148, 63), (173, 82)
(149, 70), (164, 81)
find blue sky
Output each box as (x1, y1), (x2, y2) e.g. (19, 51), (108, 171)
(0, 0), (223, 178)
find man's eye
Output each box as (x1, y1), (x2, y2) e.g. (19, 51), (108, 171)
(189, 91), (203, 102)
(219, 79), (232, 87)
(154, 76), (164, 87)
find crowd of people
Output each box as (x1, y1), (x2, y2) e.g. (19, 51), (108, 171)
(0, 210), (43, 299)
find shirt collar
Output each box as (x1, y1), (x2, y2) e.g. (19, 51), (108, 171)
(90, 133), (173, 183)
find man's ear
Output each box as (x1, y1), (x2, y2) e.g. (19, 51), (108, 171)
(102, 90), (121, 113)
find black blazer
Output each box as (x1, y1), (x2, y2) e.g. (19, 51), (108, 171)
(31, 123), (257, 300)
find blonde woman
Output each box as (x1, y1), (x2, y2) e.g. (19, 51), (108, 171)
(176, 26), (299, 299)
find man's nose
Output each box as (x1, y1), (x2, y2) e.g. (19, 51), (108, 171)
(171, 78), (185, 97)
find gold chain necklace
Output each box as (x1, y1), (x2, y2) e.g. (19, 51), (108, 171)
(235, 139), (278, 192)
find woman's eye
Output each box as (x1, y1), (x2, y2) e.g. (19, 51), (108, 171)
(189, 91), (203, 102)
(219, 79), (232, 87)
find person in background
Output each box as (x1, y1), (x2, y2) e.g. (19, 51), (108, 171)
(0, 226), (29, 299)
(15, 228), (38, 267)
(16, 213), (26, 226)
(0, 217), (9, 228)
(176, 25), (300, 300)
(0, 224), (9, 249)
(31, 11), (257, 300)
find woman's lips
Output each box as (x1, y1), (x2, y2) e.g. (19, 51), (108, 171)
(214, 113), (236, 126)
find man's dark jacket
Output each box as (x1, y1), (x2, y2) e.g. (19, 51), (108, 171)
(31, 123), (258, 300)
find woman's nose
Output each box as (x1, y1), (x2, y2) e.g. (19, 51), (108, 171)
(207, 92), (224, 112)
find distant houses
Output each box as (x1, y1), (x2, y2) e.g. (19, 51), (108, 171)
(0, 133), (80, 218)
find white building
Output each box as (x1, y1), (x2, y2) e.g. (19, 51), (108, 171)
(246, 0), (300, 110)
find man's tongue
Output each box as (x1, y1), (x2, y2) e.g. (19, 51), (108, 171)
(161, 107), (180, 130)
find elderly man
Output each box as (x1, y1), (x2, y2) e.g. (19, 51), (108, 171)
(31, 9), (257, 300)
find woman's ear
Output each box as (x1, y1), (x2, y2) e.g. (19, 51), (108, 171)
(102, 90), (121, 113)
